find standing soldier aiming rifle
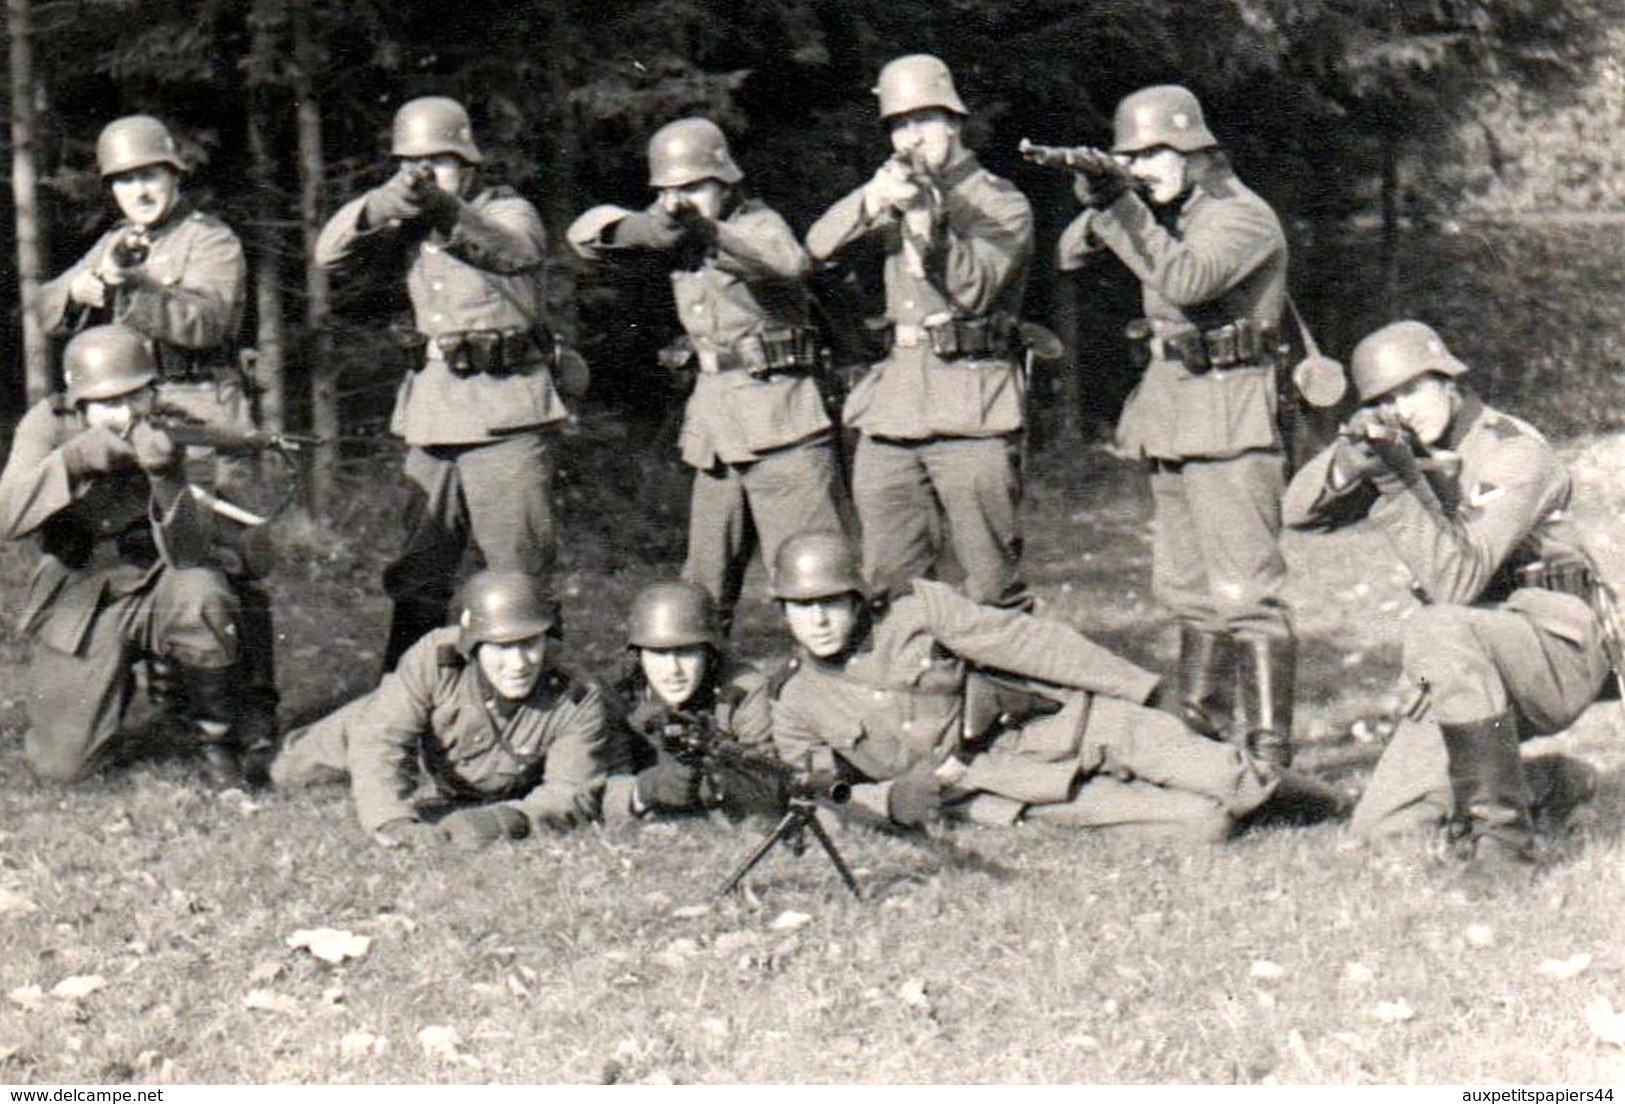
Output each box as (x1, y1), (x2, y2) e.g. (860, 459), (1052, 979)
(1283, 321), (1610, 873)
(37, 114), (281, 783)
(567, 119), (846, 634)
(0, 326), (249, 786)
(317, 96), (571, 669)
(806, 54), (1034, 608)
(1050, 85), (1296, 767)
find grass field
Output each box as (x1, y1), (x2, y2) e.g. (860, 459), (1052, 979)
(2, 222), (1625, 1084)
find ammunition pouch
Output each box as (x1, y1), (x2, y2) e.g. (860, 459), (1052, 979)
(1512, 557), (1600, 603)
(1129, 318), (1283, 374)
(892, 315), (1019, 361)
(695, 326), (821, 379)
(431, 326), (551, 378)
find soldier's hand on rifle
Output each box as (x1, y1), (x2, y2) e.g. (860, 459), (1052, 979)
(69, 269), (110, 308)
(416, 180), (462, 234)
(439, 805), (531, 849)
(886, 761), (944, 829)
(1073, 159), (1134, 210)
(863, 159), (924, 220)
(374, 817), (446, 850)
(129, 420), (182, 477)
(58, 426), (137, 477)
(634, 750), (704, 812)
(363, 169), (426, 228)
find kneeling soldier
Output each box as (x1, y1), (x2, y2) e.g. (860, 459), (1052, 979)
(271, 571), (607, 849)
(1283, 321), (1610, 870)
(604, 580), (777, 819)
(0, 326), (245, 785)
(767, 531), (1344, 838)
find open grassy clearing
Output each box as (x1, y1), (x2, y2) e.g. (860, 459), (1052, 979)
(2, 222), (1625, 1083)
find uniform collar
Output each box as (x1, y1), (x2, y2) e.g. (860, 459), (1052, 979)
(1442, 388), (1486, 451)
(936, 150), (981, 191)
(130, 197), (194, 237)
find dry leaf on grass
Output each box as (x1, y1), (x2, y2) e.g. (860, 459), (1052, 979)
(1465, 924), (1496, 948)
(287, 927), (372, 965)
(1344, 962), (1376, 984)
(417, 1025), (462, 1062)
(1250, 960), (1287, 981)
(8, 985), (43, 1009)
(770, 910), (812, 931)
(670, 904), (711, 920)
(1584, 996), (1625, 1047)
(1371, 998), (1416, 1024)
(0, 888), (39, 917)
(898, 978), (931, 1009)
(243, 989), (302, 1016)
(340, 1031), (389, 1059)
(1537, 953), (1593, 980)
(50, 975), (106, 1001)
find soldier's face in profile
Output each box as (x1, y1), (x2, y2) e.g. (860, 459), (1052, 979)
(109, 164), (180, 228)
(784, 595), (860, 659)
(641, 645), (711, 708)
(889, 109), (961, 174)
(1124, 146), (1187, 205)
(477, 633), (549, 701)
(658, 179), (728, 221)
(81, 386), (155, 435)
(1388, 374), (1456, 446)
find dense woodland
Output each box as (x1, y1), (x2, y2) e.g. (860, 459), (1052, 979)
(5, 0), (1625, 509)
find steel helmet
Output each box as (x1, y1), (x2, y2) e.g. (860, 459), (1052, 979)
(391, 96), (483, 164)
(455, 571), (558, 656)
(96, 116), (186, 178)
(770, 531), (866, 601)
(1112, 85), (1217, 154)
(648, 118), (743, 189)
(874, 54), (968, 120)
(627, 581), (723, 650)
(63, 325), (157, 405)
(1350, 320), (1468, 404)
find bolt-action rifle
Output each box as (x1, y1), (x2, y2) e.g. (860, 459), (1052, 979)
(147, 407), (323, 454)
(1017, 139), (1143, 199)
(660, 714), (860, 899)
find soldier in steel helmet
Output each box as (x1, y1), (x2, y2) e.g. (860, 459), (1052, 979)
(600, 580), (778, 819)
(0, 325), (247, 786)
(270, 570), (608, 850)
(765, 531), (1345, 837)
(1057, 84), (1296, 769)
(36, 115), (280, 780)
(806, 54), (1034, 608)
(1284, 321), (1609, 872)
(316, 96), (572, 670)
(567, 118), (846, 635)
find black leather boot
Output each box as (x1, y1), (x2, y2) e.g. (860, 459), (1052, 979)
(233, 582), (281, 788)
(1237, 635), (1295, 769)
(1176, 625), (1234, 741)
(1440, 713), (1535, 868)
(180, 663), (244, 790)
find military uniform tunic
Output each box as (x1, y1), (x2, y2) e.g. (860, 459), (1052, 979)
(316, 187), (565, 632)
(0, 400), (240, 780)
(271, 626), (608, 834)
(806, 152), (1033, 605)
(1059, 163), (1290, 638)
(771, 580), (1277, 837)
(1283, 393), (1608, 836)
(567, 198), (844, 626)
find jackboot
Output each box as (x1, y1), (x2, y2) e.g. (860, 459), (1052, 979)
(1440, 713), (1536, 868)
(179, 663), (243, 790)
(1237, 635), (1295, 769)
(1176, 625), (1234, 741)
(383, 599), (448, 672)
(233, 583), (281, 788)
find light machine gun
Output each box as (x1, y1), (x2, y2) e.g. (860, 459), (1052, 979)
(659, 715), (860, 899)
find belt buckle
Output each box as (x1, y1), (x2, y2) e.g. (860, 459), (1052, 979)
(894, 325), (924, 349)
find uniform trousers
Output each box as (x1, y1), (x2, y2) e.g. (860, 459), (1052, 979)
(384, 430), (557, 620)
(25, 567), (240, 781)
(1351, 599), (1607, 837)
(682, 438), (845, 627)
(853, 434), (1023, 605)
(1149, 450), (1290, 640)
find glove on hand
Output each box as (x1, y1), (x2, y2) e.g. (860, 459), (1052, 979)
(59, 427), (137, 477)
(887, 762), (944, 829)
(374, 817), (445, 850)
(439, 805), (532, 849)
(634, 751), (704, 812)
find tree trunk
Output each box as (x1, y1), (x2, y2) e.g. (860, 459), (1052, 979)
(1380, 125), (1400, 317)
(292, 0), (335, 514)
(537, 4), (580, 338)
(247, 0), (287, 433)
(1051, 262), (1081, 444)
(7, 0), (52, 404)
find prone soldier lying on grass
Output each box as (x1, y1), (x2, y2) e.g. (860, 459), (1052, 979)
(271, 571), (608, 849)
(765, 531), (1346, 838)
